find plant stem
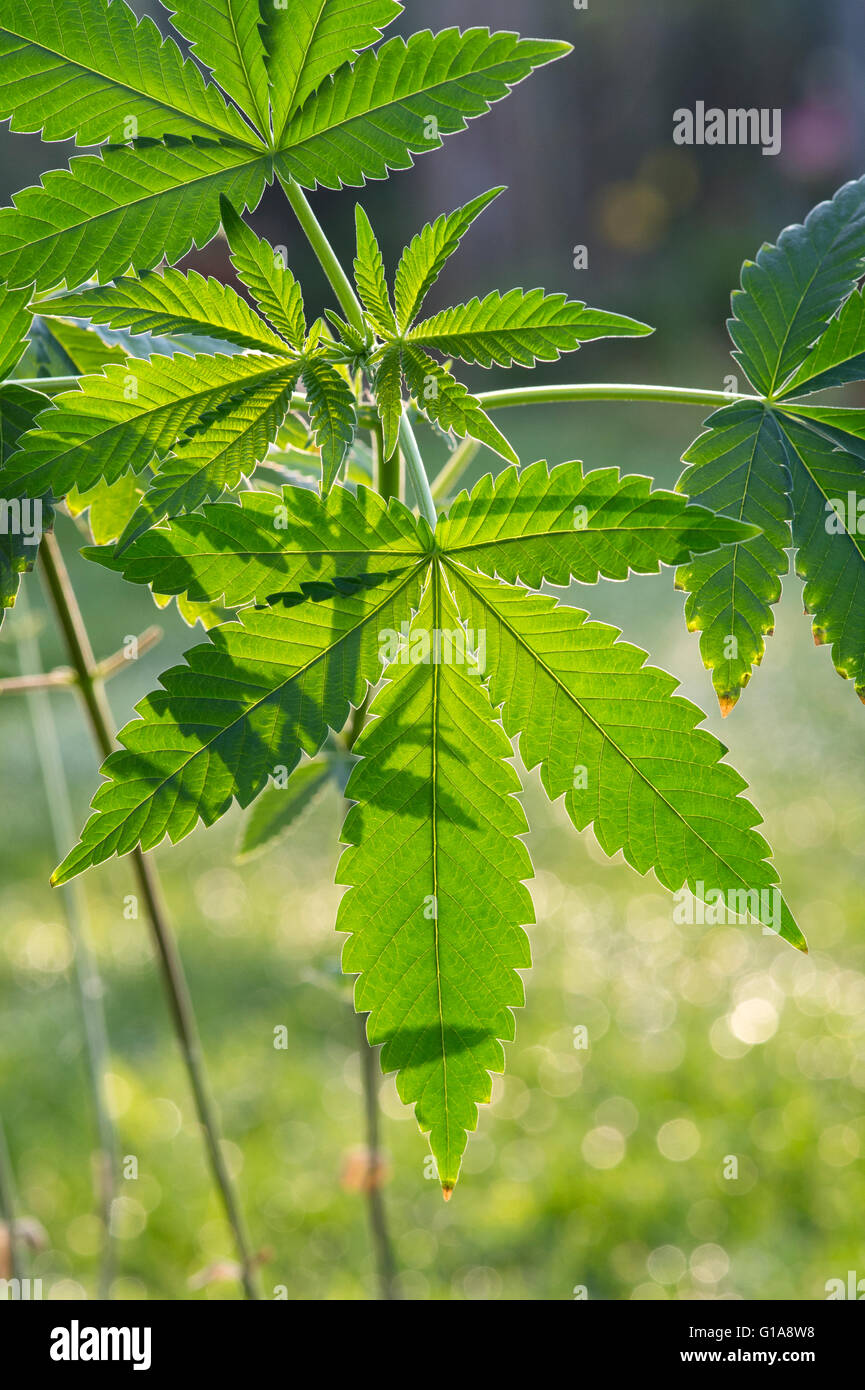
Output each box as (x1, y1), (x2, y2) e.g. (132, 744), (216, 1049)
(476, 383), (761, 412)
(279, 174), (367, 337)
(372, 418), (402, 502)
(354, 1010), (397, 1300)
(38, 531), (260, 1300)
(432, 436), (481, 502)
(398, 410), (437, 528)
(18, 583), (119, 1298)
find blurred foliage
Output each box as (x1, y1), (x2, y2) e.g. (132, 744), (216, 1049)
(1, 0), (864, 1301)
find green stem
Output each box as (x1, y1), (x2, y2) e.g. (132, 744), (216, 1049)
(432, 437), (481, 502)
(279, 174), (367, 337)
(476, 383), (760, 412)
(18, 583), (119, 1299)
(39, 531), (260, 1301)
(398, 411), (437, 528)
(372, 419), (402, 503)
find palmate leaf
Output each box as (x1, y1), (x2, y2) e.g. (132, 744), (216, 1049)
(674, 404), (792, 715)
(3, 351), (294, 499)
(338, 570), (533, 1192)
(167, 0), (270, 136)
(274, 29), (571, 191)
(0, 138), (271, 293)
(410, 290), (651, 368)
(0, 12), (568, 294)
(729, 174), (865, 396)
(40, 269), (289, 354)
(57, 473), (800, 1183)
(0, 0), (254, 144)
(677, 173), (865, 712)
(393, 187), (504, 332)
(446, 562), (804, 952)
(438, 459), (761, 589)
(0, 383), (52, 623)
(400, 344), (517, 465)
(264, 0), (403, 143)
(83, 482), (426, 606)
(51, 561), (426, 884)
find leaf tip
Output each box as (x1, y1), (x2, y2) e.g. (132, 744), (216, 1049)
(718, 694), (738, 718)
(441, 1183), (454, 1202)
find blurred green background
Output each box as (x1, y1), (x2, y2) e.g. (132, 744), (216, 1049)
(1, 0), (864, 1301)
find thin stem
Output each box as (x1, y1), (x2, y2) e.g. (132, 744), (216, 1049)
(354, 1011), (397, 1300)
(19, 583), (118, 1298)
(0, 667), (75, 694)
(38, 531), (260, 1300)
(476, 383), (761, 412)
(279, 174), (367, 337)
(398, 410), (437, 529)
(432, 437), (481, 503)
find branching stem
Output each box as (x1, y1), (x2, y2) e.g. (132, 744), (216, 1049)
(38, 532), (261, 1301)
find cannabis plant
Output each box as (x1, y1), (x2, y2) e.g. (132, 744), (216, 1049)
(2, 0), (864, 1223)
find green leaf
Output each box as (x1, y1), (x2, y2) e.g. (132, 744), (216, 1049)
(393, 187), (504, 332)
(302, 357), (357, 492)
(0, 384), (52, 621)
(354, 204), (397, 336)
(264, 0), (403, 144)
(338, 568), (533, 1192)
(52, 562), (425, 883)
(0, 138), (270, 293)
(400, 343), (517, 464)
(275, 30), (571, 191)
(675, 403), (792, 716)
(410, 289), (652, 368)
(438, 459), (761, 588)
(775, 412), (865, 700)
(372, 344), (402, 462)
(120, 368), (300, 537)
(84, 482), (426, 606)
(0, 285), (32, 380)
(3, 351), (293, 499)
(446, 562), (805, 952)
(220, 197), (307, 348)
(41, 268), (290, 354)
(167, 0), (270, 136)
(728, 174), (865, 396)
(0, 0), (254, 145)
(237, 756), (332, 860)
(69, 472), (143, 546)
(781, 286), (865, 397)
